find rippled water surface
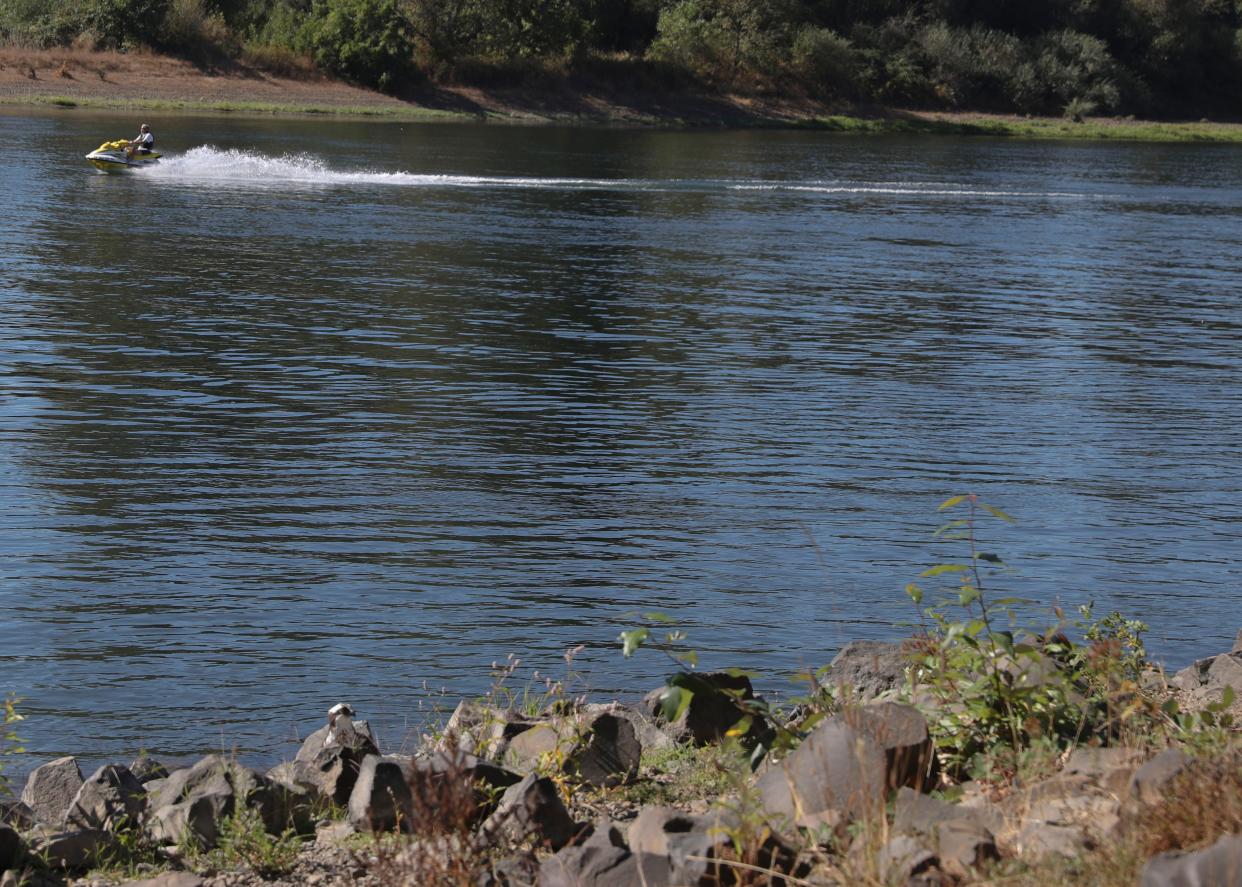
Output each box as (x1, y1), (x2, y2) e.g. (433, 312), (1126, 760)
(1, 109), (1240, 766)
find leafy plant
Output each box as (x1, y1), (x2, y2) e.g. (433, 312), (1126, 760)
(0, 694), (24, 798)
(203, 806), (301, 878)
(905, 495), (1088, 778)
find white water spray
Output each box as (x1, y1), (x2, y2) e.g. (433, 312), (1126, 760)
(134, 146), (1088, 200)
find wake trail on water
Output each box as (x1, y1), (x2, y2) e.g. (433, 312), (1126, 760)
(137, 146), (1091, 200)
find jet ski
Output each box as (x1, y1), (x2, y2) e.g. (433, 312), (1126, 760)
(85, 139), (162, 172)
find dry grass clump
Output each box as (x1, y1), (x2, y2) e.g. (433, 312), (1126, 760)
(1131, 747), (1242, 857)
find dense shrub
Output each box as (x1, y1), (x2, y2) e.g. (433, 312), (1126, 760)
(299, 0), (414, 91)
(790, 25), (858, 96)
(88, 0), (172, 49)
(648, 0), (799, 86)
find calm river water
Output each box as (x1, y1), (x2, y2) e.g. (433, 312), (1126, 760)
(1, 109), (1240, 767)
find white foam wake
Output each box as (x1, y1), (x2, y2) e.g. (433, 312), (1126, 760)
(137, 146), (654, 190)
(135, 146), (1088, 200)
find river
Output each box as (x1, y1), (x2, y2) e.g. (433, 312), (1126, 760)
(1, 108), (1239, 767)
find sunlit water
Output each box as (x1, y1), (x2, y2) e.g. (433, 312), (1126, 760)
(1, 110), (1240, 770)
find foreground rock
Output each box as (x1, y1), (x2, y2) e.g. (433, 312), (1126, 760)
(758, 702), (934, 828)
(20, 756), (84, 826)
(645, 672), (767, 746)
(67, 763), (146, 831)
(1140, 833), (1242, 887)
(504, 711), (641, 788)
(147, 755), (310, 849)
(828, 640), (910, 701)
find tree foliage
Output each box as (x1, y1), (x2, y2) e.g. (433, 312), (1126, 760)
(3, 0), (1241, 114)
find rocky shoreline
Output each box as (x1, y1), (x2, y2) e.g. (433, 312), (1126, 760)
(2, 629), (1241, 887)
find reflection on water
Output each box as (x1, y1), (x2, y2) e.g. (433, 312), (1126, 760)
(1, 110), (1240, 768)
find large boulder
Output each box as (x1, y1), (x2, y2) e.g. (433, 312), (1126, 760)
(1170, 650), (1242, 720)
(758, 703), (934, 829)
(291, 709), (380, 808)
(539, 821), (665, 887)
(1140, 833), (1242, 887)
(644, 672), (766, 746)
(408, 750), (521, 831)
(829, 640), (911, 701)
(1131, 748), (1190, 805)
(628, 805), (804, 886)
(474, 773), (576, 851)
(27, 827), (116, 869)
(146, 755), (310, 849)
(20, 756), (84, 826)
(347, 755), (414, 833)
(504, 712), (640, 788)
(66, 764), (146, 831)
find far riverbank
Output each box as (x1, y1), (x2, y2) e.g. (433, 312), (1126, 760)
(4, 46), (1242, 141)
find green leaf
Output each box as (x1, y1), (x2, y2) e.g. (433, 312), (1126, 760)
(906, 583), (923, 605)
(722, 667), (759, 680)
(620, 627), (648, 658)
(921, 564), (969, 578)
(665, 630), (688, 644)
(938, 495), (968, 511)
(725, 715), (754, 739)
(659, 686), (693, 722)
(643, 611), (676, 624)
(676, 650), (699, 668)
(934, 519), (968, 537)
(980, 502), (1016, 524)
(1223, 685), (1237, 708)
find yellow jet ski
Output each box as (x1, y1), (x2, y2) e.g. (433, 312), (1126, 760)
(85, 139), (162, 172)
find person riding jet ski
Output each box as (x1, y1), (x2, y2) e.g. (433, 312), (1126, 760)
(127, 124), (154, 159)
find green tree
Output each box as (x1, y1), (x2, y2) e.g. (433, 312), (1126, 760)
(301, 0), (414, 90)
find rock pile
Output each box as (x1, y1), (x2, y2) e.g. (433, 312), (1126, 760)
(0, 628), (1239, 887)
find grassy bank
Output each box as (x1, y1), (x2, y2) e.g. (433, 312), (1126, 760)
(7, 90), (1242, 141)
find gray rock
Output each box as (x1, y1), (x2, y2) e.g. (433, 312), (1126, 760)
(0, 800), (35, 830)
(583, 703), (674, 754)
(20, 757), (84, 826)
(1131, 748), (1190, 805)
(855, 702), (938, 792)
(504, 713), (640, 788)
(937, 819), (997, 876)
(474, 774), (576, 851)
(577, 713), (641, 787)
(879, 835), (937, 883)
(347, 755), (414, 833)
(0, 823), (21, 872)
(539, 820), (662, 887)
(1172, 652), (1242, 695)
(893, 787), (1001, 836)
(758, 703), (934, 829)
(477, 852), (540, 887)
(146, 755), (309, 849)
(1013, 822), (1091, 860)
(291, 744), (368, 807)
(67, 764), (146, 831)
(1140, 832), (1242, 887)
(439, 701), (535, 760)
(1234, 630), (1242, 654)
(644, 672), (764, 746)
(128, 757), (170, 785)
(28, 828), (115, 869)
(829, 640), (910, 701)
(294, 715), (378, 764)
(627, 805), (801, 886)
